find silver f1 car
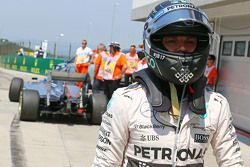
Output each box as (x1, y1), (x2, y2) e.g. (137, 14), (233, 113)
(8, 59), (107, 124)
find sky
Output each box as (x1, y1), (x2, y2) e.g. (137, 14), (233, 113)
(0, 0), (145, 56)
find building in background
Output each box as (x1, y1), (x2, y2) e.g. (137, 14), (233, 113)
(131, 0), (250, 133)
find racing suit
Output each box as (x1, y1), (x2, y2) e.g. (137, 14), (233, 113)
(92, 83), (243, 167)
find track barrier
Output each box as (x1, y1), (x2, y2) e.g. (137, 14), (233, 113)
(0, 55), (64, 75)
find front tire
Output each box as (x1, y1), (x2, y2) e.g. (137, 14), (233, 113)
(9, 77), (24, 102)
(19, 90), (40, 121)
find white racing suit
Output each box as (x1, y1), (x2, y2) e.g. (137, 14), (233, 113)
(92, 83), (244, 167)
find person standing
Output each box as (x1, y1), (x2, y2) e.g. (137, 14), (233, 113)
(93, 43), (109, 92)
(74, 39), (94, 88)
(17, 48), (24, 56)
(205, 54), (218, 91)
(136, 56), (148, 72)
(136, 43), (148, 72)
(103, 42), (127, 100)
(74, 39), (94, 74)
(124, 45), (139, 86)
(36, 47), (44, 58)
(92, 1), (243, 166)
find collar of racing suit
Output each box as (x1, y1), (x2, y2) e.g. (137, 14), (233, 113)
(133, 68), (206, 115)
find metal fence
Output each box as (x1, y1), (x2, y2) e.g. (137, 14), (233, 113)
(0, 38), (80, 59)
(11, 39), (79, 59)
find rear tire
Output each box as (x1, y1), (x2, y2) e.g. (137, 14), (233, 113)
(86, 73), (92, 90)
(86, 93), (107, 125)
(82, 73), (92, 105)
(9, 77), (24, 102)
(19, 90), (40, 121)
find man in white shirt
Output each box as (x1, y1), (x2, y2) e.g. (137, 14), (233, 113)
(74, 39), (94, 74)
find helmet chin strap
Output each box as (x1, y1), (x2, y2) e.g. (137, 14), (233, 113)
(133, 68), (206, 115)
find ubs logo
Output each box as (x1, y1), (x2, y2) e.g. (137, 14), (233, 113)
(140, 134), (159, 141)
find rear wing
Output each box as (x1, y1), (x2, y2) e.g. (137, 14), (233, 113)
(50, 71), (88, 82)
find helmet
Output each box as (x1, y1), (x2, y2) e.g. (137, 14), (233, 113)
(143, 0), (212, 85)
(109, 42), (120, 50)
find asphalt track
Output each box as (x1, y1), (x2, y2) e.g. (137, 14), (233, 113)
(0, 68), (249, 167)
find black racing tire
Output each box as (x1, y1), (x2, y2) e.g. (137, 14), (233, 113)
(82, 73), (92, 105)
(86, 73), (92, 90)
(9, 77), (24, 102)
(87, 93), (107, 125)
(19, 90), (40, 121)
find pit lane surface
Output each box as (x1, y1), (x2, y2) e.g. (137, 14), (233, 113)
(0, 68), (100, 167)
(0, 68), (250, 167)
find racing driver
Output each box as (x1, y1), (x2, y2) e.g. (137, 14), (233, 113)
(92, 0), (244, 166)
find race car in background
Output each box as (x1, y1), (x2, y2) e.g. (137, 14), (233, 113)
(8, 58), (107, 124)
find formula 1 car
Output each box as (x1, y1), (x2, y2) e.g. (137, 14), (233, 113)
(8, 59), (107, 124)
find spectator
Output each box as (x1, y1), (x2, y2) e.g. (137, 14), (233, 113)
(17, 48), (24, 56)
(136, 57), (147, 72)
(103, 42), (127, 100)
(124, 45), (139, 86)
(36, 47), (44, 58)
(136, 42), (148, 72)
(93, 43), (109, 92)
(205, 54), (218, 91)
(138, 43), (144, 49)
(92, 1), (243, 167)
